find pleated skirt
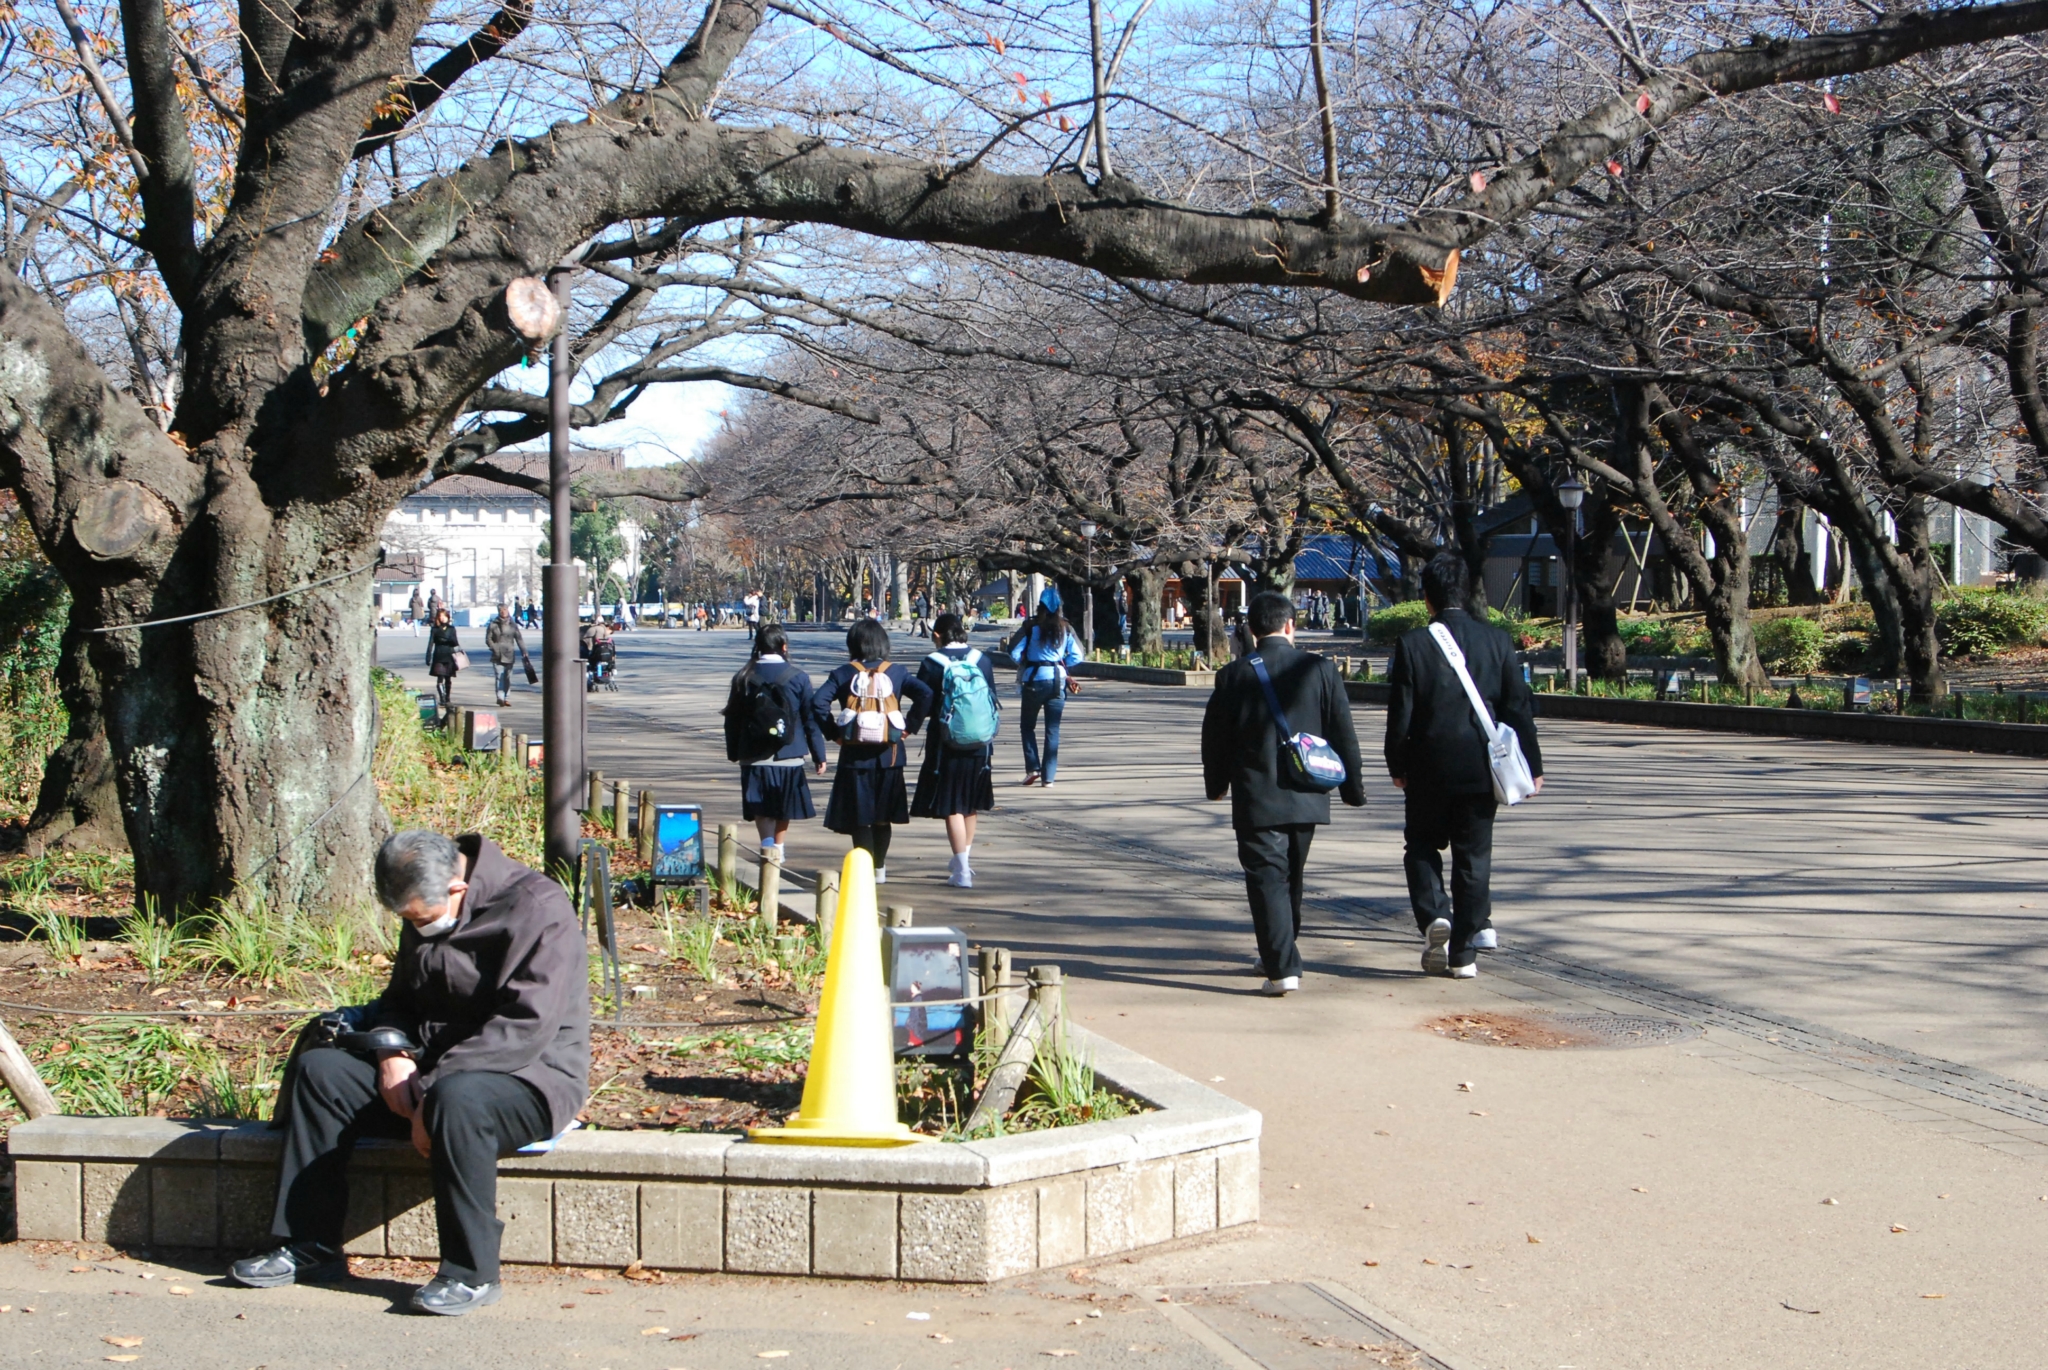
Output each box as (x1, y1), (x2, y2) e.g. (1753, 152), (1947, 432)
(911, 743), (995, 818)
(823, 765), (910, 832)
(740, 763), (816, 821)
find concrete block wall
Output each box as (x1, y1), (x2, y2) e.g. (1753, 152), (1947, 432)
(5, 1027), (1259, 1283)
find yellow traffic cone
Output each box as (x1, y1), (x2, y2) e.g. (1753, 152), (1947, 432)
(748, 847), (921, 1147)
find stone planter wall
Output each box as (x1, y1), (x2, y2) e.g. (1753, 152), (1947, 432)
(5, 1028), (1257, 1282)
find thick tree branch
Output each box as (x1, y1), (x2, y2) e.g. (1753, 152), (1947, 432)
(117, 0), (203, 302)
(353, 0), (538, 159)
(460, 459), (707, 510)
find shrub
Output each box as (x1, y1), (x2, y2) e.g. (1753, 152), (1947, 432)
(1753, 616), (1825, 675)
(1367, 600), (1431, 643)
(1616, 618), (1681, 655)
(0, 554), (68, 818)
(1935, 589), (2048, 659)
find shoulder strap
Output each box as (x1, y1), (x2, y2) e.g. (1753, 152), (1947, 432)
(1428, 622), (1499, 733)
(1247, 655), (1296, 737)
(963, 647), (982, 665)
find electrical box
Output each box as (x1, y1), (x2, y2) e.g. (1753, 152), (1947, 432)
(465, 709), (500, 751)
(882, 926), (974, 1058)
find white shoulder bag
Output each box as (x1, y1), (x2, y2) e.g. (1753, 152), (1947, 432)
(1427, 623), (1537, 806)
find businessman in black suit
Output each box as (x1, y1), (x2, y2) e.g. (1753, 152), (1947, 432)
(1384, 553), (1544, 979)
(1201, 592), (1368, 996)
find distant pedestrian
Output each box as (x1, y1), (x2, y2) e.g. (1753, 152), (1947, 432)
(1005, 587), (1083, 787)
(407, 588), (423, 634)
(912, 613), (999, 887)
(744, 589), (763, 630)
(1201, 592), (1365, 996)
(1384, 553), (1544, 980)
(812, 619), (933, 884)
(425, 607), (462, 718)
(485, 603), (524, 707)
(723, 624), (827, 861)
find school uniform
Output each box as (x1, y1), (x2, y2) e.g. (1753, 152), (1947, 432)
(811, 660), (934, 834)
(722, 654), (826, 821)
(911, 645), (998, 818)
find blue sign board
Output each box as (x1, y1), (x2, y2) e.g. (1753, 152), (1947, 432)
(651, 805), (704, 882)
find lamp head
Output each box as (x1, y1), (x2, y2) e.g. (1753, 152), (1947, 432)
(1556, 475), (1587, 511)
(1080, 520), (1099, 540)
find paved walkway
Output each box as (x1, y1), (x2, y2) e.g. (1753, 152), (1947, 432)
(41, 623), (2025, 1370)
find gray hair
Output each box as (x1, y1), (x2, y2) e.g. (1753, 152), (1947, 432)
(374, 830), (461, 911)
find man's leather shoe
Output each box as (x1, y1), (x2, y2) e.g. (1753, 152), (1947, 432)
(228, 1243), (345, 1289)
(410, 1276), (504, 1316)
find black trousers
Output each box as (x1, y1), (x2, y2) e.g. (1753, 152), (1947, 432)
(1235, 824), (1315, 979)
(271, 1048), (551, 1284)
(1402, 789), (1498, 968)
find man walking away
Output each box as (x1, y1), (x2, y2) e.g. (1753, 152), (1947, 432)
(1384, 553), (1543, 980)
(233, 830), (589, 1314)
(1201, 591), (1366, 996)
(485, 603), (524, 706)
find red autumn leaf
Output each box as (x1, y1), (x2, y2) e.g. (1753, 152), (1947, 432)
(1047, 346), (1058, 355)
(1469, 171), (1487, 193)
(1040, 89), (1052, 106)
(988, 32), (1005, 55)
(1636, 91), (1652, 114)
(1606, 160), (1623, 175)
(1012, 71), (1028, 84)
(1058, 114), (1073, 132)
(1823, 91), (1841, 114)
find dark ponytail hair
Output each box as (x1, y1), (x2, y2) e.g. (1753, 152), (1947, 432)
(752, 623), (789, 660)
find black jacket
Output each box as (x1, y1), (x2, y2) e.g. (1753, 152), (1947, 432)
(425, 622), (460, 674)
(809, 660), (934, 771)
(1201, 635), (1367, 828)
(1383, 607), (1543, 795)
(722, 658), (827, 765)
(368, 834), (591, 1134)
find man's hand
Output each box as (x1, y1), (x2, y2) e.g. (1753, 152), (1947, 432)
(411, 1109), (432, 1159)
(1532, 776), (1545, 794)
(377, 1054), (423, 1119)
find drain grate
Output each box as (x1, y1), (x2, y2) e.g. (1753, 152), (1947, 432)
(1428, 1011), (1701, 1049)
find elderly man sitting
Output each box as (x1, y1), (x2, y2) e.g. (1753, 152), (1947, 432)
(231, 831), (589, 1315)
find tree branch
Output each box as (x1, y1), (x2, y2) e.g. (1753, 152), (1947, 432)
(117, 0), (202, 302)
(353, 0), (538, 159)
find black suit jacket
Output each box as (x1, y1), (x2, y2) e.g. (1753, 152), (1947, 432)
(1383, 608), (1543, 795)
(1202, 636), (1368, 828)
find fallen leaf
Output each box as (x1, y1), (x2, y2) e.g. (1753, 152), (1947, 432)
(643, 1326), (671, 1335)
(1362, 1260), (1379, 1267)
(1422, 1258), (1440, 1266)
(1289, 1183), (1301, 1189)
(1820, 1198), (1839, 1206)
(907, 1311), (931, 1320)
(71, 1265), (91, 1274)
(1823, 91), (1842, 114)
(1044, 1352), (1078, 1359)
(930, 1333), (954, 1342)
(757, 1353), (790, 1360)
(1922, 1293), (1945, 1299)
(1636, 91), (1653, 114)
(167, 1287), (191, 1297)
(581, 1287), (609, 1294)
(1374, 1129), (1391, 1136)
(1632, 1187), (1648, 1194)
(1891, 1224), (1909, 1233)
(669, 1333), (700, 1342)
(1468, 171), (1488, 193)
(1606, 159), (1624, 175)
(1526, 1234), (1542, 1244)
(0, 1306), (10, 1313)
(1937, 1194), (1951, 1200)
(1470, 1111), (1489, 1117)
(103, 1337), (144, 1349)
(1456, 1082), (1474, 1092)
(1782, 1302), (1820, 1315)
(105, 1358), (140, 1364)
(561, 1303), (576, 1309)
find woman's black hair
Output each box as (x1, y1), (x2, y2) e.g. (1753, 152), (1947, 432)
(752, 623), (789, 660)
(931, 612), (967, 645)
(847, 618), (891, 664)
(1032, 597), (1068, 643)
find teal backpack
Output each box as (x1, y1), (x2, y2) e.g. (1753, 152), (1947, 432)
(930, 648), (998, 749)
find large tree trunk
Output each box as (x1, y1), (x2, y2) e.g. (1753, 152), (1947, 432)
(1128, 567), (1166, 654)
(1179, 560), (1224, 656)
(1838, 516), (1904, 677)
(1891, 497), (1947, 702)
(1575, 498), (1628, 680)
(24, 607), (126, 856)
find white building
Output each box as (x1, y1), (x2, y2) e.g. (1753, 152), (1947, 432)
(375, 452), (644, 622)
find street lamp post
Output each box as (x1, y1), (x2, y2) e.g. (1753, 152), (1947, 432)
(1557, 475), (1586, 692)
(542, 270), (584, 882)
(1080, 521), (1098, 654)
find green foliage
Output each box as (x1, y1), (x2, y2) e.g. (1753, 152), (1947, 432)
(0, 554), (68, 817)
(120, 903), (184, 981)
(539, 503), (625, 589)
(1012, 1039), (1136, 1131)
(1753, 616), (1826, 675)
(35, 1020), (279, 1120)
(1935, 589), (2048, 659)
(1366, 600), (1431, 643)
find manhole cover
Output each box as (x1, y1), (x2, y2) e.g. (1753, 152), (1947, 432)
(1427, 1012), (1701, 1049)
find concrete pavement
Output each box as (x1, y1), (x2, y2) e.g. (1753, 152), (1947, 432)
(245, 624), (2048, 1369)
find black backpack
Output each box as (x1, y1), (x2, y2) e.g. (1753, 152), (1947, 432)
(727, 664), (799, 762)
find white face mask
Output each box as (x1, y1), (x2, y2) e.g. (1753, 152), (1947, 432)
(414, 910), (459, 938)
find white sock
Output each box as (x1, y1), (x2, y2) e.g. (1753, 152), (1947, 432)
(958, 845), (971, 866)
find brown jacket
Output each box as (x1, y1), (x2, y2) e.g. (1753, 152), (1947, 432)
(369, 835), (590, 1133)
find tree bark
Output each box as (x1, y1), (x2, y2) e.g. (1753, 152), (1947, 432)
(1575, 495), (1627, 680)
(1128, 567), (1166, 654)
(24, 608), (126, 856)
(1837, 515), (1905, 677)
(1179, 560), (1223, 656)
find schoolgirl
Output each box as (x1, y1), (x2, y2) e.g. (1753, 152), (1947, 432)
(811, 619), (934, 882)
(721, 624), (827, 860)
(911, 613), (999, 887)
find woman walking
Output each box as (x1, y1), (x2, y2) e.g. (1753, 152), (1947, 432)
(1005, 587), (1083, 787)
(811, 619), (933, 883)
(912, 613), (999, 887)
(425, 605), (462, 719)
(722, 624), (827, 861)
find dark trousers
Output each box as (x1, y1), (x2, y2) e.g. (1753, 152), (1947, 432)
(271, 1048), (550, 1284)
(1402, 789), (1497, 968)
(1019, 681), (1066, 781)
(1235, 823), (1315, 979)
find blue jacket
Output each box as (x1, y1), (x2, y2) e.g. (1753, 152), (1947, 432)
(1006, 618), (1082, 688)
(810, 660), (934, 771)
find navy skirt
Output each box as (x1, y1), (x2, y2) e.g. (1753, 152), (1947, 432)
(741, 763), (816, 822)
(911, 742), (994, 818)
(823, 765), (910, 832)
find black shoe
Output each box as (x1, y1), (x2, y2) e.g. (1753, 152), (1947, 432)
(410, 1276), (504, 1316)
(229, 1242), (345, 1289)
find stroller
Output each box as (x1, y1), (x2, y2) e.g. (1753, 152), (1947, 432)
(585, 637), (618, 692)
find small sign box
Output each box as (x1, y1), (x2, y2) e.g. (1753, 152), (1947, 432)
(651, 804), (704, 882)
(882, 926), (974, 1058)
(1845, 676), (1872, 710)
(464, 709), (500, 751)
(416, 692), (437, 723)
(525, 739), (544, 769)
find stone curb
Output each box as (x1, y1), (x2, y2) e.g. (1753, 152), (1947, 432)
(4, 1025), (1258, 1281)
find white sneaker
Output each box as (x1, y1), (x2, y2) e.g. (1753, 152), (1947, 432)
(1470, 927), (1497, 952)
(1261, 976), (1300, 997)
(1450, 962), (1478, 980)
(947, 866), (974, 888)
(874, 867), (887, 885)
(1421, 918), (1451, 975)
